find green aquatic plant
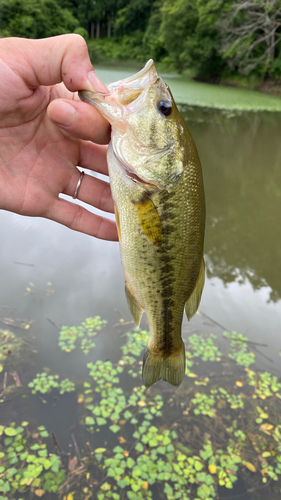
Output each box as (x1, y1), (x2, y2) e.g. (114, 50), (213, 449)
(28, 373), (75, 395)
(224, 331), (256, 366)
(0, 329), (32, 373)
(2, 318), (281, 499)
(0, 423), (65, 498)
(58, 316), (107, 354)
(247, 369), (281, 399)
(188, 334), (221, 361)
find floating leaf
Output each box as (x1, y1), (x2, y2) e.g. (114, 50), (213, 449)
(110, 425), (120, 433)
(85, 417), (95, 426)
(95, 448), (106, 453)
(137, 400), (146, 407)
(245, 462), (256, 472)
(4, 427), (17, 436)
(208, 464), (217, 474)
(260, 423), (273, 433)
(118, 436), (126, 444)
(34, 489), (45, 497)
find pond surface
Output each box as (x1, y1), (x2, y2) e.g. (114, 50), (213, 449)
(1, 69), (281, 500)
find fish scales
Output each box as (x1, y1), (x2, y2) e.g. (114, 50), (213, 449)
(79, 60), (205, 388)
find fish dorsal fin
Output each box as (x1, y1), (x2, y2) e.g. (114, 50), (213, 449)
(185, 259), (205, 321)
(133, 194), (163, 246)
(125, 282), (143, 326)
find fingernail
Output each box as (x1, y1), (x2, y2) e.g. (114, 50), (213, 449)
(87, 71), (108, 93)
(49, 100), (76, 126)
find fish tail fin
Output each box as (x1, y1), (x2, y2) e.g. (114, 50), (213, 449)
(142, 340), (185, 388)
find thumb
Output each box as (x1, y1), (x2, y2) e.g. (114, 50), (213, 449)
(0, 34), (107, 93)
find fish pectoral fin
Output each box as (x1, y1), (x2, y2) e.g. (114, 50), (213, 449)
(115, 205), (121, 241)
(133, 195), (163, 247)
(185, 258), (205, 321)
(142, 340), (185, 388)
(125, 283), (143, 327)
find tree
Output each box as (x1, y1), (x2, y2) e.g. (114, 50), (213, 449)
(0, 0), (80, 38)
(219, 0), (281, 76)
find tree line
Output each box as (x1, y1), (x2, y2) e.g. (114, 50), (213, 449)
(1, 0), (281, 81)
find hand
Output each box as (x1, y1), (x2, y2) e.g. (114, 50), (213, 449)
(0, 34), (117, 241)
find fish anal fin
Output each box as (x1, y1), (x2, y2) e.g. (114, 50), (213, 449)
(125, 282), (143, 326)
(133, 195), (162, 247)
(142, 340), (185, 388)
(185, 259), (205, 321)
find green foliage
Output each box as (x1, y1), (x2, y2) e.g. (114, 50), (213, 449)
(58, 316), (106, 354)
(0, 423), (65, 497)
(188, 334), (222, 361)
(0, 329), (31, 374)
(28, 373), (75, 394)
(2, 315), (281, 499)
(0, 0), (82, 38)
(0, 0), (280, 81)
(224, 331), (256, 366)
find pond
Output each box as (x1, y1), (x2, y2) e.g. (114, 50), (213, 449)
(0, 68), (281, 500)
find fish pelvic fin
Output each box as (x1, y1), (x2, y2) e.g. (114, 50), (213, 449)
(125, 283), (143, 327)
(185, 258), (205, 321)
(142, 340), (185, 388)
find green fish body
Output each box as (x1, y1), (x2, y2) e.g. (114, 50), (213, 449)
(79, 60), (205, 388)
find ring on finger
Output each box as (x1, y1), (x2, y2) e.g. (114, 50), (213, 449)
(73, 171), (85, 199)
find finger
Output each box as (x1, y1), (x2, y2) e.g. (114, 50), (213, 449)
(2, 34), (107, 93)
(63, 170), (114, 213)
(47, 98), (111, 144)
(79, 142), (108, 175)
(45, 197), (118, 241)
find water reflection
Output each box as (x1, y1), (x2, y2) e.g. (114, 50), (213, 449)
(182, 107), (281, 302)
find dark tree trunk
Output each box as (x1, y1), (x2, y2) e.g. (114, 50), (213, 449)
(90, 22), (95, 40)
(96, 21), (100, 39)
(107, 16), (111, 37)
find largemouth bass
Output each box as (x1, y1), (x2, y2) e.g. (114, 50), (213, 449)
(79, 60), (205, 388)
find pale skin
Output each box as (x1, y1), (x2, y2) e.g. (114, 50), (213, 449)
(0, 34), (118, 241)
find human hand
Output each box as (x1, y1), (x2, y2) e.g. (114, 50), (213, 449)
(0, 34), (117, 241)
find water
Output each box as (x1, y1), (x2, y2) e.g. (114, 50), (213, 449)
(1, 70), (281, 499)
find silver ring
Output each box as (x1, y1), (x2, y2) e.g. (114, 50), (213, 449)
(73, 171), (84, 199)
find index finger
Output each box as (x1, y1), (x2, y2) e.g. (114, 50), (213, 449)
(1, 34), (107, 93)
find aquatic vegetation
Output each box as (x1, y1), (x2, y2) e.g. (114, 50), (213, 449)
(0, 423), (64, 498)
(224, 331), (256, 366)
(0, 329), (32, 373)
(58, 316), (107, 354)
(188, 334), (221, 361)
(28, 373), (75, 395)
(1, 320), (281, 499)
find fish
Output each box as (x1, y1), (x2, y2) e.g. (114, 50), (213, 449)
(79, 60), (205, 388)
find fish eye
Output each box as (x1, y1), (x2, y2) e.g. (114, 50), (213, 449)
(156, 99), (172, 117)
